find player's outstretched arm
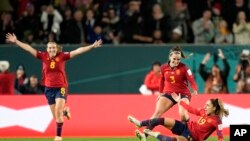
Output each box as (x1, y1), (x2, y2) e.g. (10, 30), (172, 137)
(70, 39), (102, 58)
(171, 93), (202, 116)
(6, 33), (36, 57)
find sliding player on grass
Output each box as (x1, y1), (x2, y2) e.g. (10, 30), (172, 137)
(134, 46), (198, 141)
(128, 93), (229, 141)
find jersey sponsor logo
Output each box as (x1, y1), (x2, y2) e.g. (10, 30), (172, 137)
(0, 105), (53, 132)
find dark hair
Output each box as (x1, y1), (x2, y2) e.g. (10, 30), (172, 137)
(213, 64), (219, 68)
(152, 61), (161, 66)
(210, 98), (229, 117)
(30, 74), (38, 78)
(151, 61), (161, 70)
(169, 46), (187, 59)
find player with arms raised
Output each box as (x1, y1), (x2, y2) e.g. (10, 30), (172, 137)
(6, 33), (102, 141)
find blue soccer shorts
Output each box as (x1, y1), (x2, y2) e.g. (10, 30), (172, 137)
(161, 93), (191, 105)
(171, 120), (194, 140)
(44, 87), (67, 105)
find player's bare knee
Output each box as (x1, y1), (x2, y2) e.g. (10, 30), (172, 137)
(55, 108), (63, 115)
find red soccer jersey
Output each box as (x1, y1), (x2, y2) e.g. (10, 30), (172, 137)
(0, 72), (15, 94)
(36, 51), (70, 87)
(144, 71), (161, 91)
(180, 101), (224, 141)
(159, 62), (197, 97)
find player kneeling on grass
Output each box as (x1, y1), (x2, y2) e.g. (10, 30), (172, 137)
(128, 93), (229, 141)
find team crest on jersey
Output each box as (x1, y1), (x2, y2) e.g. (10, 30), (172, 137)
(207, 119), (212, 123)
(176, 69), (180, 75)
(55, 57), (60, 62)
(165, 71), (169, 75)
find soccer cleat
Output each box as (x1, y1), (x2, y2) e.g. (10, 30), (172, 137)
(63, 106), (71, 120)
(128, 115), (141, 128)
(135, 129), (146, 141)
(144, 129), (160, 138)
(54, 136), (62, 141)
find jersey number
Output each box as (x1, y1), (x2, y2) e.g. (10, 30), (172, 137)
(61, 87), (66, 97)
(197, 117), (206, 125)
(50, 61), (56, 69)
(170, 76), (175, 83)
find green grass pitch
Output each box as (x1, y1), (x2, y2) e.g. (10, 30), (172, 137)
(0, 136), (229, 141)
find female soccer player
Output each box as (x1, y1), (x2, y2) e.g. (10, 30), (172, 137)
(128, 93), (229, 141)
(136, 46), (198, 140)
(6, 33), (102, 141)
(139, 61), (162, 95)
(157, 46), (198, 120)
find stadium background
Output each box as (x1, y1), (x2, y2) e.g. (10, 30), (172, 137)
(0, 45), (246, 93)
(0, 0), (250, 140)
(0, 45), (249, 141)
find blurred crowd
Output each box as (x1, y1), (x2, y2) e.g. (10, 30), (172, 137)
(0, 61), (44, 95)
(1, 0), (250, 44)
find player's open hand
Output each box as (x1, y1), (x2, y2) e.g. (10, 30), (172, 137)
(92, 39), (102, 48)
(218, 49), (225, 59)
(171, 93), (181, 103)
(6, 33), (17, 44)
(202, 53), (210, 63)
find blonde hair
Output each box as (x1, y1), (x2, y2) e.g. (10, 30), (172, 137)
(47, 42), (62, 53)
(211, 98), (229, 118)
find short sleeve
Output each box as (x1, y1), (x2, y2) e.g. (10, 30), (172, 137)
(62, 52), (70, 61)
(36, 51), (44, 60)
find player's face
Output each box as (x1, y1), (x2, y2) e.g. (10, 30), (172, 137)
(204, 100), (216, 115)
(152, 65), (161, 73)
(169, 53), (181, 68)
(47, 43), (58, 58)
(29, 76), (38, 86)
(16, 69), (24, 78)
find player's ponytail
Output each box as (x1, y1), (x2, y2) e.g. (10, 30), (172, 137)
(211, 98), (229, 118)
